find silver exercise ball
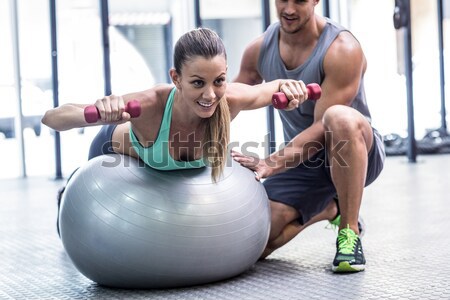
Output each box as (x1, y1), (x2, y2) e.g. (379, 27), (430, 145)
(59, 154), (270, 289)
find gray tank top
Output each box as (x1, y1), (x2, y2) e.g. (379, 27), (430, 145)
(258, 20), (372, 142)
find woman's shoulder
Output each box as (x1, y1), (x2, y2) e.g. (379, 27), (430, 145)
(127, 84), (175, 128)
(125, 84), (174, 107)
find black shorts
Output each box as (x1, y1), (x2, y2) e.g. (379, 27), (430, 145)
(263, 128), (385, 225)
(88, 125), (118, 159)
(60, 125), (119, 207)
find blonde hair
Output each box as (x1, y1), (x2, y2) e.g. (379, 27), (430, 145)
(174, 28), (231, 182)
(202, 96), (230, 182)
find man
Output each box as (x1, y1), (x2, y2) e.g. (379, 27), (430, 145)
(232, 0), (385, 272)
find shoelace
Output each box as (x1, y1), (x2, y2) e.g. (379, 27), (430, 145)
(337, 225), (358, 254)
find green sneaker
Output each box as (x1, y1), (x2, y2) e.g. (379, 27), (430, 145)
(328, 214), (366, 237)
(328, 214), (341, 229)
(332, 225), (366, 273)
(327, 196), (366, 237)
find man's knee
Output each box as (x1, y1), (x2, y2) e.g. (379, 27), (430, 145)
(323, 105), (364, 134)
(270, 201), (298, 223)
(322, 105), (373, 151)
(268, 201), (299, 236)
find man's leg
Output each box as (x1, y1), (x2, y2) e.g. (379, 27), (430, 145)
(261, 198), (338, 259)
(322, 105), (374, 272)
(323, 105), (373, 234)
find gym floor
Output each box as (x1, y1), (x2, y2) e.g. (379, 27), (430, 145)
(1, 154), (449, 299)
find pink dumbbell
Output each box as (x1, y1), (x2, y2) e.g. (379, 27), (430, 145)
(272, 83), (322, 109)
(84, 100), (141, 123)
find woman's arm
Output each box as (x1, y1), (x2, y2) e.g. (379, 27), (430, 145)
(41, 92), (148, 132)
(41, 103), (94, 131)
(226, 80), (308, 118)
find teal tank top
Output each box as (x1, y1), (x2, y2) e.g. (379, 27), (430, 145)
(129, 87), (206, 170)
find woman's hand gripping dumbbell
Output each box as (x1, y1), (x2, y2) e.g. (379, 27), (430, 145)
(84, 99), (141, 123)
(272, 83), (322, 109)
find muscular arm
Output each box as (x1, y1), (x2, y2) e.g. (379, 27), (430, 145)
(255, 32), (367, 176)
(233, 36), (264, 85)
(314, 31), (366, 121)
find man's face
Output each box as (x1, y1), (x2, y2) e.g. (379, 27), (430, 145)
(275, 0), (318, 34)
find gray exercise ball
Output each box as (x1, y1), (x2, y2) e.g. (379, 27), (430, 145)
(59, 154), (270, 289)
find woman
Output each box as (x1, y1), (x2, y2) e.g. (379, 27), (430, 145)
(42, 28), (307, 182)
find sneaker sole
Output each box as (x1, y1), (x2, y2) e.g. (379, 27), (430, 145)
(332, 262), (365, 273)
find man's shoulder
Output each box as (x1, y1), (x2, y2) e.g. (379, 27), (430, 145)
(324, 17), (347, 32)
(263, 22), (280, 38)
(332, 31), (362, 53)
(323, 18), (360, 47)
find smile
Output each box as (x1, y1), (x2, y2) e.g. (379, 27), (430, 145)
(282, 15), (297, 21)
(198, 101), (214, 107)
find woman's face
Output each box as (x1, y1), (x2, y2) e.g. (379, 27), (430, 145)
(173, 55), (227, 119)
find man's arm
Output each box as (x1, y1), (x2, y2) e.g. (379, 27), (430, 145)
(233, 36), (264, 85)
(233, 31), (367, 178)
(313, 31), (366, 121)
